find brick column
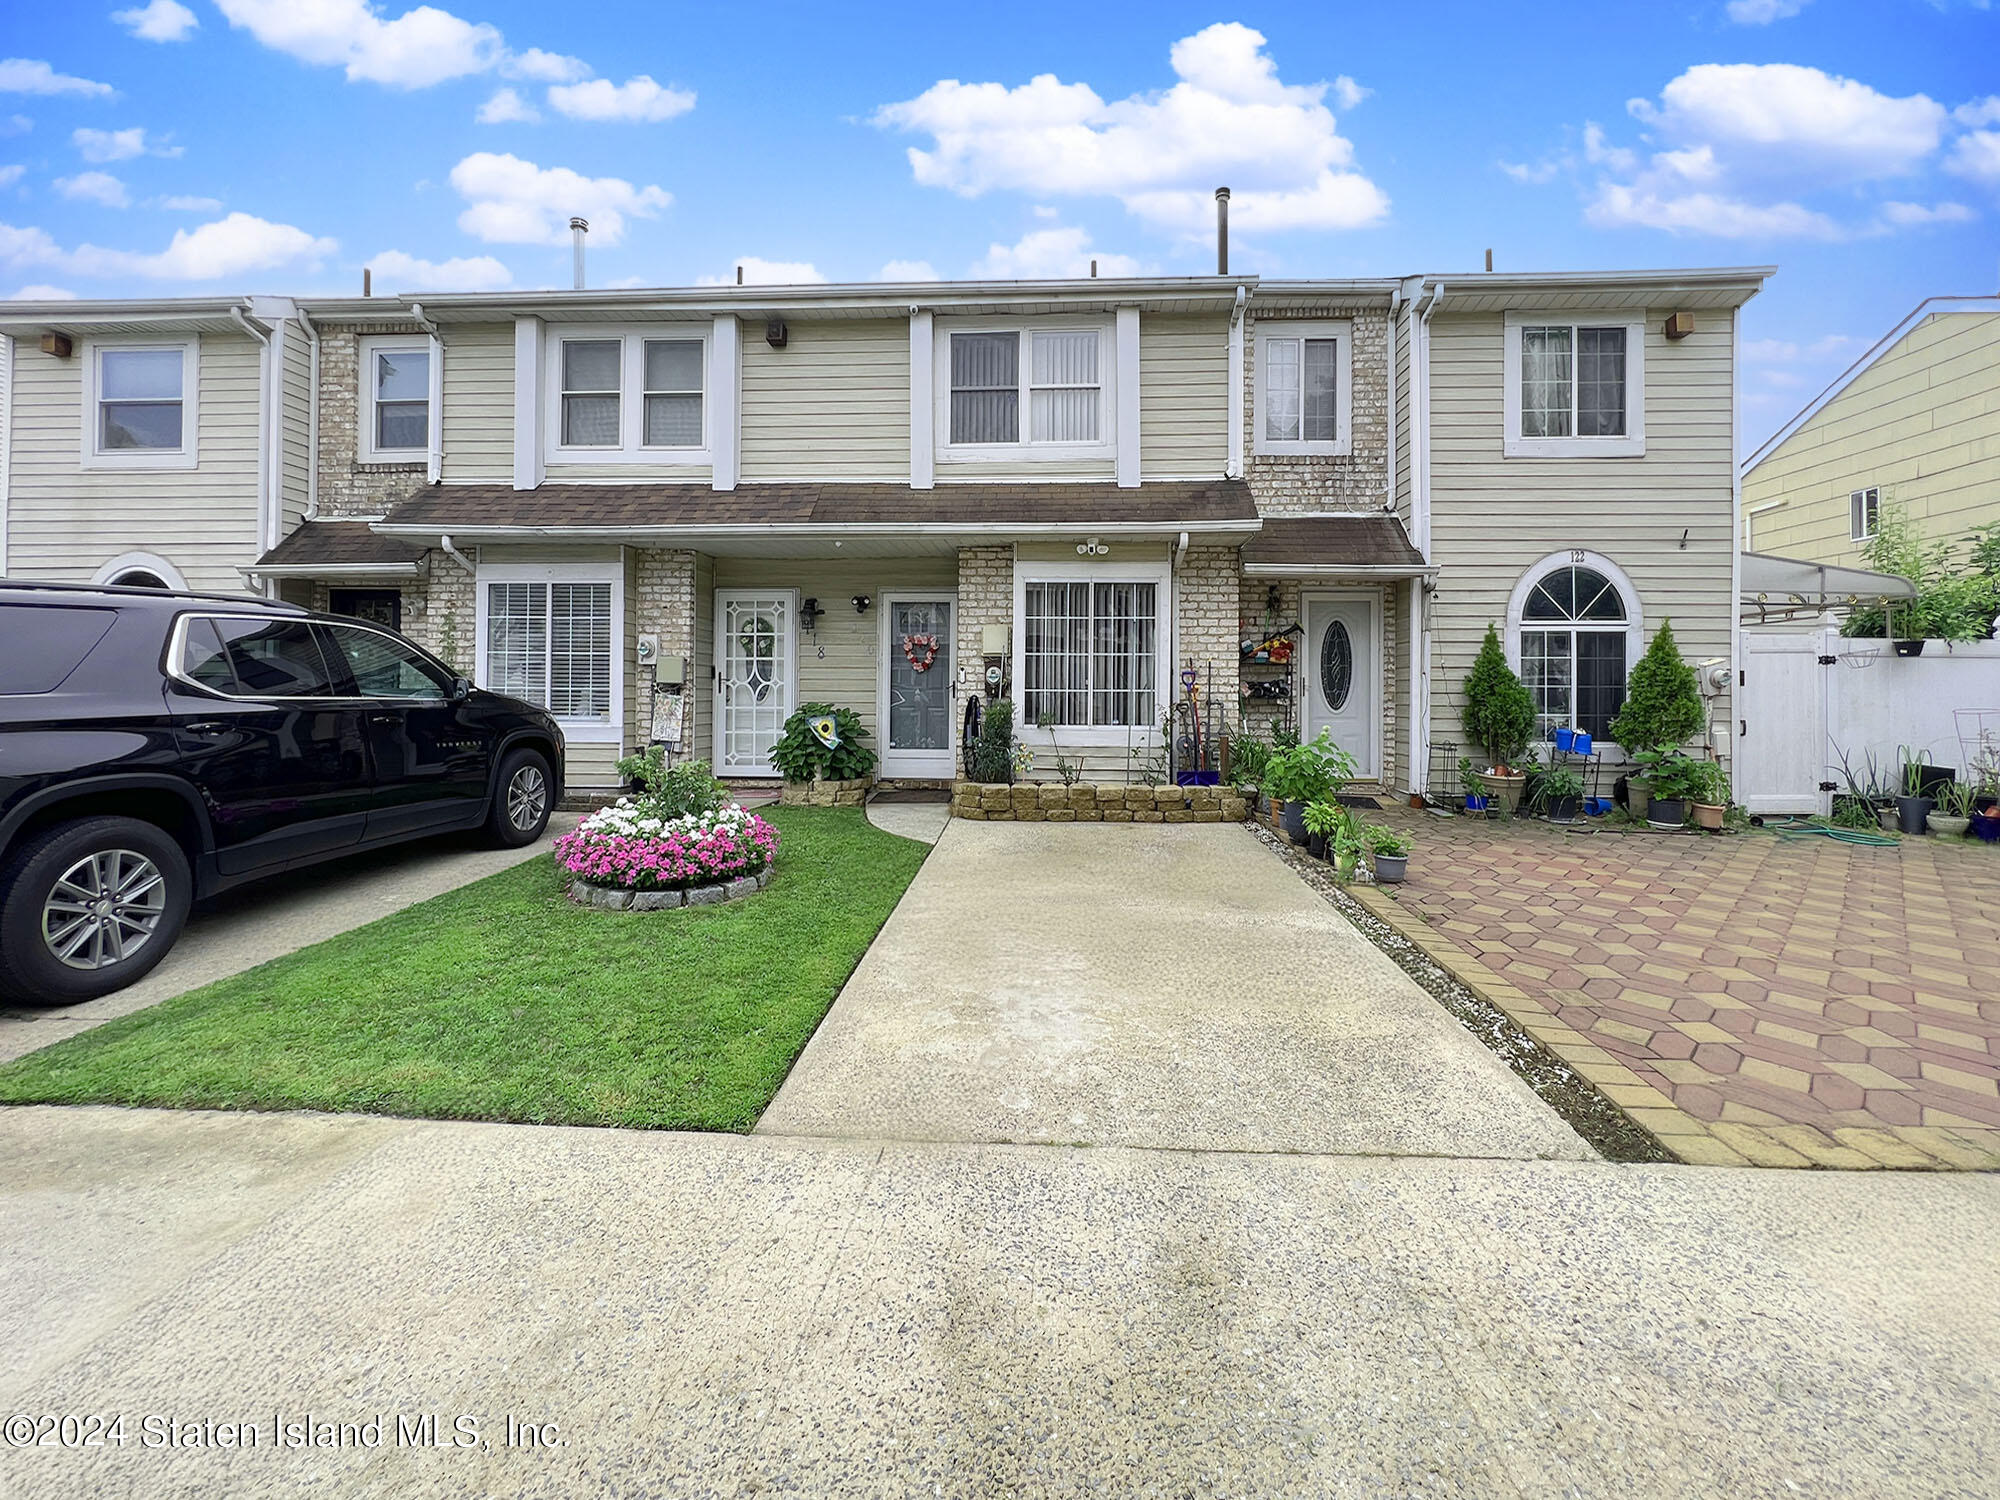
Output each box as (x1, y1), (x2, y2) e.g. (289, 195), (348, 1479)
(630, 548), (699, 755)
(1175, 543), (1241, 738)
(955, 544), (1013, 699)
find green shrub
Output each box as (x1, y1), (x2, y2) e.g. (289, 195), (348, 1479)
(970, 697), (1016, 783)
(770, 703), (877, 783)
(1263, 729), (1358, 806)
(1610, 620), (1704, 752)
(1843, 506), (2000, 644)
(614, 747), (730, 818)
(1364, 823), (1409, 857)
(1461, 625), (1537, 768)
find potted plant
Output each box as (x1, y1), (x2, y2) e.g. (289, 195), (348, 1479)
(1330, 808), (1365, 879)
(1534, 763), (1586, 823)
(1229, 730), (1270, 812)
(1689, 759), (1731, 831)
(969, 697), (1017, 784)
(1301, 797), (1341, 859)
(1460, 755), (1488, 814)
(1635, 748), (1700, 829)
(1366, 824), (1411, 882)
(1930, 780), (1972, 839)
(1609, 619), (1705, 826)
(1461, 625), (1536, 815)
(1266, 729), (1358, 843)
(1973, 785), (2000, 843)
(1894, 746), (1936, 835)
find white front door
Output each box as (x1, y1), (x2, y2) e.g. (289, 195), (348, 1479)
(880, 595), (956, 776)
(715, 590), (796, 775)
(1303, 592), (1379, 778)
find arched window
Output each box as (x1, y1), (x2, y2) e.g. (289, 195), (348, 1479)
(111, 569), (168, 589)
(91, 552), (188, 592)
(1506, 554), (1642, 743)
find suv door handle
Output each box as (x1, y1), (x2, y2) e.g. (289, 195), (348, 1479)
(367, 712), (402, 725)
(181, 720), (232, 736)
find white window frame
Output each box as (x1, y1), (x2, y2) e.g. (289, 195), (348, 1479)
(1503, 550), (1645, 754)
(1010, 556), (1169, 745)
(1253, 319), (1353, 457)
(357, 335), (435, 464)
(1744, 499), (1785, 551)
(1850, 486), (1879, 543)
(542, 325), (711, 467)
(79, 336), (199, 471)
(935, 315), (1117, 464)
(1502, 312), (1645, 459)
(473, 560), (625, 744)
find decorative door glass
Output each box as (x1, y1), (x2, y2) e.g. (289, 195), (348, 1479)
(888, 600), (953, 757)
(720, 594), (792, 771)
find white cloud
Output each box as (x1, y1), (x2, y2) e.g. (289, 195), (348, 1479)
(367, 247), (512, 291)
(1, 211), (337, 280)
(156, 194), (223, 211)
(874, 22), (1388, 236)
(878, 258), (939, 281)
(212, 0), (503, 89)
(55, 171), (131, 208)
(477, 87), (539, 124)
(1956, 97), (2000, 129)
(113, 0), (199, 42)
(0, 59), (115, 98)
(448, 152), (670, 246)
(73, 126), (180, 162)
(698, 256), (827, 286)
(546, 76), (696, 124)
(1946, 131), (2000, 185)
(1587, 183), (1841, 239)
(0, 165), (21, 189)
(1331, 75), (1369, 110)
(968, 226), (1144, 279)
(1877, 199), (1976, 226)
(10, 283), (76, 299)
(503, 48), (590, 83)
(1726, 0), (1809, 23)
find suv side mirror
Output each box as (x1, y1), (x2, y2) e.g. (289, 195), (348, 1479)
(452, 677), (473, 702)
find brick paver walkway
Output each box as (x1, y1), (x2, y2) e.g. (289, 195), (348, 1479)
(1350, 808), (2000, 1169)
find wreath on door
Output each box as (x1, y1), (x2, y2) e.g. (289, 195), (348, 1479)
(901, 633), (940, 673)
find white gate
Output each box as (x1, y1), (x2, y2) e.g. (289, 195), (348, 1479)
(1737, 630), (1828, 814)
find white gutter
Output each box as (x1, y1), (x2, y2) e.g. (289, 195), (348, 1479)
(1729, 302), (1743, 773)
(1406, 278), (1446, 801)
(1413, 280), (1445, 563)
(296, 308), (320, 520)
(408, 302), (444, 486)
(437, 534), (476, 574)
(240, 562), (425, 582)
(1383, 287), (1402, 513)
(229, 303), (276, 583)
(371, 518), (1262, 542)
(1226, 284), (1248, 478)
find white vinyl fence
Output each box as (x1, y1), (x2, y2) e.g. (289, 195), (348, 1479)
(1736, 628), (2000, 814)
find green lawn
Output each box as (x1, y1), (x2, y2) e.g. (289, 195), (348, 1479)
(0, 807), (929, 1131)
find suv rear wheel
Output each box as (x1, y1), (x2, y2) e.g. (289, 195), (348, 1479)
(0, 816), (192, 1005)
(485, 747), (554, 848)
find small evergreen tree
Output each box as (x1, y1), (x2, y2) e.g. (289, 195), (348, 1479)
(1461, 624), (1536, 768)
(971, 697), (1016, 783)
(1609, 619), (1705, 751)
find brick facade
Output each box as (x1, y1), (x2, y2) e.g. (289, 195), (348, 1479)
(315, 326), (433, 519)
(629, 548), (699, 757)
(955, 544), (1014, 698)
(1243, 305), (1392, 516)
(1174, 542), (1241, 737)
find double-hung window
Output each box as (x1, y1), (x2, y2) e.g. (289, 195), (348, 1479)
(359, 337), (432, 461)
(1019, 574), (1160, 732)
(1504, 315), (1645, 457)
(942, 323), (1110, 456)
(548, 329), (708, 463)
(1850, 487), (1879, 543)
(83, 340), (198, 469)
(1255, 321), (1351, 455)
(478, 567), (621, 738)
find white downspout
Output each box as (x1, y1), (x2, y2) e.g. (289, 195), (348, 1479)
(297, 308), (320, 521)
(230, 303), (275, 593)
(1409, 279), (1446, 801)
(1226, 284), (1247, 479)
(1415, 280), (1445, 563)
(438, 534), (476, 575)
(408, 301), (443, 486)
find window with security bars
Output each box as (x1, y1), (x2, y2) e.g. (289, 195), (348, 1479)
(1522, 325), (1626, 438)
(485, 581), (612, 720)
(949, 328), (1103, 446)
(1022, 581), (1156, 729)
(1518, 564), (1628, 742)
(1262, 336), (1340, 443)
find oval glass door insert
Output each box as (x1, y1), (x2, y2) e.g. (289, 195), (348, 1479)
(1320, 619), (1353, 711)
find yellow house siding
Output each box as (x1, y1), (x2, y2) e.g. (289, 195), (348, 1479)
(1745, 311), (2000, 563)
(6, 333), (262, 593)
(440, 323), (513, 484)
(1139, 313), (1228, 479)
(739, 318), (909, 481)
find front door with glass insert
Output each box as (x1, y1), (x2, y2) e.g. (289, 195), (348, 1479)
(1303, 593), (1378, 778)
(715, 591), (795, 775)
(881, 596), (954, 776)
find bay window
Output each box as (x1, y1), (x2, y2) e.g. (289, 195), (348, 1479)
(1503, 314), (1645, 457)
(1020, 574), (1160, 731)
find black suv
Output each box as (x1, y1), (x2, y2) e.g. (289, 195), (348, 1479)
(0, 582), (565, 1005)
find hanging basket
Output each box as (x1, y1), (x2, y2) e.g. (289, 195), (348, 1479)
(901, 633), (940, 673)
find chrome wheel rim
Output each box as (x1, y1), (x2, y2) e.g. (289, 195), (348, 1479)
(42, 849), (167, 971)
(507, 765), (548, 831)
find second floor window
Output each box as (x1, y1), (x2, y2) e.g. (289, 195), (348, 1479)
(550, 329), (708, 460)
(365, 342), (431, 457)
(561, 339), (622, 447)
(85, 341), (197, 469)
(946, 326), (1105, 449)
(1254, 321), (1351, 456)
(1505, 315), (1644, 458)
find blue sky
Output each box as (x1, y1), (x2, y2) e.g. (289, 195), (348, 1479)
(2, 0), (1996, 446)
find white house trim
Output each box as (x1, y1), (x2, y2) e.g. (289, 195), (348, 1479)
(513, 316), (544, 490)
(933, 313), (1118, 467)
(709, 314), (740, 491)
(1114, 305), (1140, 488)
(1502, 311), (1646, 459)
(909, 309), (934, 489)
(541, 323), (713, 468)
(79, 335), (200, 473)
(356, 333), (438, 466)
(473, 558), (625, 745)
(92, 551), (189, 590)
(1252, 318), (1353, 457)
(1009, 553), (1170, 748)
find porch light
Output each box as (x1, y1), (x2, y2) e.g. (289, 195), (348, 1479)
(852, 594), (872, 614)
(800, 597), (820, 631)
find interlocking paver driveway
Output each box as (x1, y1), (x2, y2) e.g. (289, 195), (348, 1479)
(1362, 809), (2000, 1168)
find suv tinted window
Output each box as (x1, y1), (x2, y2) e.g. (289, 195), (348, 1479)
(178, 617), (239, 692)
(203, 617), (337, 698)
(0, 605), (117, 694)
(319, 623), (450, 701)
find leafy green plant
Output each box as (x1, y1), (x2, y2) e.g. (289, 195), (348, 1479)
(1897, 744), (1935, 797)
(1301, 798), (1343, 837)
(771, 702), (878, 783)
(1934, 779), (1973, 818)
(1832, 743), (1894, 803)
(1533, 763), (1587, 809)
(1263, 729), (1359, 806)
(971, 697), (1016, 783)
(1330, 809), (1365, 862)
(1842, 504), (2000, 644)
(1229, 729), (1271, 791)
(1459, 755), (1482, 801)
(614, 746), (730, 818)
(1830, 796), (1880, 830)
(1610, 619), (1704, 752)
(1364, 824), (1409, 857)
(1688, 759), (1731, 808)
(1633, 747), (1704, 802)
(1461, 624), (1537, 768)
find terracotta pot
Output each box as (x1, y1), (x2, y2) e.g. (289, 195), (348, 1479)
(1692, 801), (1726, 831)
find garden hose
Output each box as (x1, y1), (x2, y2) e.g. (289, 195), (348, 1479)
(1769, 817), (1900, 848)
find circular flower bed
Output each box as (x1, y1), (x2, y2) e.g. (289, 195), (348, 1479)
(554, 801), (779, 911)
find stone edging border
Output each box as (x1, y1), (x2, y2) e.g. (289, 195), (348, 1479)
(567, 868), (773, 912)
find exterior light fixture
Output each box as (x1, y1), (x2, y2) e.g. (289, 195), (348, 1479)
(852, 594), (871, 614)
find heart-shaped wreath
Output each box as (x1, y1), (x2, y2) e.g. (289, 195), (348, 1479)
(901, 633), (940, 673)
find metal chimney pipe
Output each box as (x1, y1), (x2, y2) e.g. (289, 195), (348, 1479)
(1215, 187), (1230, 275)
(569, 217), (589, 290)
(362, 267), (371, 297)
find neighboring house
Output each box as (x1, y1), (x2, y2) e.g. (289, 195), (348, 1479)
(1, 263), (1768, 794)
(1741, 296), (2000, 562)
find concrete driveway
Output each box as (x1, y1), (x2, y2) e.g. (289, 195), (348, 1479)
(760, 820), (1590, 1161)
(0, 819), (571, 1064)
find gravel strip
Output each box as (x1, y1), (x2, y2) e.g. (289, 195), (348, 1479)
(1250, 824), (1672, 1164)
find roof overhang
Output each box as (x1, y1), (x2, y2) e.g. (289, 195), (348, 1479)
(242, 562), (426, 580)
(371, 518), (1262, 550)
(1237, 512), (1432, 579)
(1740, 549), (1916, 621)
(1404, 266), (1774, 315)
(0, 297), (262, 339)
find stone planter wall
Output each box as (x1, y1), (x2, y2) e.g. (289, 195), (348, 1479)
(778, 777), (873, 807)
(567, 867), (773, 911)
(952, 781), (1249, 823)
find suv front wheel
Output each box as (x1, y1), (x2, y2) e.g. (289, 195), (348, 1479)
(0, 817), (193, 1005)
(485, 747), (554, 848)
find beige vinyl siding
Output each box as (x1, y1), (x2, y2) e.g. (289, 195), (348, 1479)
(1743, 311), (2000, 563)
(1427, 307), (1737, 765)
(1139, 313), (1228, 479)
(740, 318), (909, 480)
(440, 323), (513, 484)
(5, 333), (262, 594)
(940, 458), (1117, 483)
(547, 463), (714, 484)
(691, 552), (714, 762)
(710, 557), (956, 753)
(280, 327), (311, 530)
